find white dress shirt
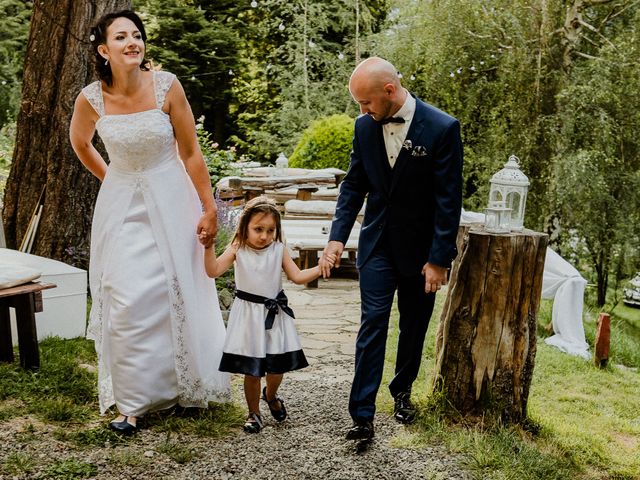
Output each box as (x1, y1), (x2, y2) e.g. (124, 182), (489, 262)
(382, 91), (416, 168)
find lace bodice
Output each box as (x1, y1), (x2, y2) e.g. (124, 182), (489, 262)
(82, 71), (178, 173)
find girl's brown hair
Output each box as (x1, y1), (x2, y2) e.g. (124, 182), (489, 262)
(232, 196), (282, 248)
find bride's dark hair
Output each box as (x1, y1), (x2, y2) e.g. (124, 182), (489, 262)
(89, 10), (151, 86)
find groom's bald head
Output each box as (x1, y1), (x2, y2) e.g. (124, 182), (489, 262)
(349, 57), (405, 121)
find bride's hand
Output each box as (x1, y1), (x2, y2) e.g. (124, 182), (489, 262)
(197, 211), (218, 248)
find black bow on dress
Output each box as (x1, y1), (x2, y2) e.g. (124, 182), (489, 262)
(235, 289), (295, 330)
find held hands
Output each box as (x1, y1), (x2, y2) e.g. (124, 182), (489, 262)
(321, 252), (338, 272)
(422, 262), (448, 294)
(197, 210), (218, 249)
(319, 241), (344, 279)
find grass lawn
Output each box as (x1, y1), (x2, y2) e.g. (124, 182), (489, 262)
(381, 295), (640, 480)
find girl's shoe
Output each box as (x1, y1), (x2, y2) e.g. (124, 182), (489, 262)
(261, 386), (287, 422)
(243, 412), (263, 433)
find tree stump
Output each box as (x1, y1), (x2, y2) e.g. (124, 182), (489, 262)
(434, 225), (548, 423)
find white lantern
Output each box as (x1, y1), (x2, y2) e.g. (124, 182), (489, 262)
(488, 155), (529, 231)
(484, 200), (512, 234)
(275, 152), (288, 176)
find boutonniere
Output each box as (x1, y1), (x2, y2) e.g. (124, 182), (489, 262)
(402, 139), (428, 157)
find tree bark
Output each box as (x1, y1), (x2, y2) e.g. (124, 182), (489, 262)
(1, 0), (131, 268)
(434, 226), (548, 424)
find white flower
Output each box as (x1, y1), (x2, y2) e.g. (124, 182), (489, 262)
(196, 124), (203, 130)
(89, 34), (95, 42)
(212, 142), (219, 148)
(197, 115), (205, 123)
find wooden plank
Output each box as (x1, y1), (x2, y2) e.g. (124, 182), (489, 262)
(282, 219), (360, 251)
(0, 282), (56, 299)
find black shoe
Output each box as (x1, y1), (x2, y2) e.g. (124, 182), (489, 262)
(393, 392), (416, 424)
(243, 412), (264, 434)
(345, 418), (374, 440)
(261, 386), (287, 422)
(109, 416), (138, 435)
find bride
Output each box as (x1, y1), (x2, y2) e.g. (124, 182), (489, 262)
(69, 10), (230, 434)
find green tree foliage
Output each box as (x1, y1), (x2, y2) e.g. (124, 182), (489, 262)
(0, 0), (31, 127)
(226, 0), (388, 163)
(137, 0), (242, 143)
(552, 26), (640, 306)
(289, 113), (354, 171)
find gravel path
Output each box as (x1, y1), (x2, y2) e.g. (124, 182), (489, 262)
(0, 278), (469, 479)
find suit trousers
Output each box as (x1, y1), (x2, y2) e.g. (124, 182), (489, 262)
(349, 239), (436, 421)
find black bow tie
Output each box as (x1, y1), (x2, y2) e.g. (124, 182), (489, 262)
(379, 116), (405, 125)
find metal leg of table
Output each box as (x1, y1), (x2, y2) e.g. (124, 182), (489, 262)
(0, 302), (14, 363)
(14, 294), (40, 370)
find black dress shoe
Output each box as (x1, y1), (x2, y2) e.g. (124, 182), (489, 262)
(345, 418), (374, 440)
(393, 392), (416, 424)
(109, 416), (138, 435)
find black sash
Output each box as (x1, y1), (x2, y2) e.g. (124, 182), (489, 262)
(235, 289), (295, 329)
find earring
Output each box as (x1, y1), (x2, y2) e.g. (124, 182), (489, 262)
(104, 59), (109, 66)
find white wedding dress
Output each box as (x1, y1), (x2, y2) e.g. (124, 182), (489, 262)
(82, 70), (230, 416)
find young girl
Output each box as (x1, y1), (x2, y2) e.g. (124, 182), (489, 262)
(204, 196), (336, 433)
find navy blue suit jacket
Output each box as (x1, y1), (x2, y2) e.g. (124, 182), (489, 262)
(329, 96), (463, 276)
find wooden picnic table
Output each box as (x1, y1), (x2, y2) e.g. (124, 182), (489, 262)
(282, 219), (361, 288)
(0, 281), (56, 370)
(216, 167), (345, 204)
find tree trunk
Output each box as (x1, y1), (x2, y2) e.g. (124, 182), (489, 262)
(1, 0), (131, 268)
(562, 0), (583, 71)
(434, 226), (548, 424)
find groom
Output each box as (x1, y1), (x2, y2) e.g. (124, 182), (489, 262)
(320, 57), (463, 440)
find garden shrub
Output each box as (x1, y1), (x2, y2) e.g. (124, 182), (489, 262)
(289, 114), (354, 171)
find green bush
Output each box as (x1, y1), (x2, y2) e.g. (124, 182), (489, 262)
(289, 114), (354, 171)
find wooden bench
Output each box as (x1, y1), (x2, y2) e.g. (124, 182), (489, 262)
(282, 219), (361, 288)
(0, 281), (56, 370)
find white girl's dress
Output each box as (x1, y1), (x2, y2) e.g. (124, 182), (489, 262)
(220, 242), (308, 376)
(82, 70), (230, 416)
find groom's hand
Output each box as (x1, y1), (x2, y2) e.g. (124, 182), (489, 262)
(422, 262), (448, 294)
(320, 240), (344, 278)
